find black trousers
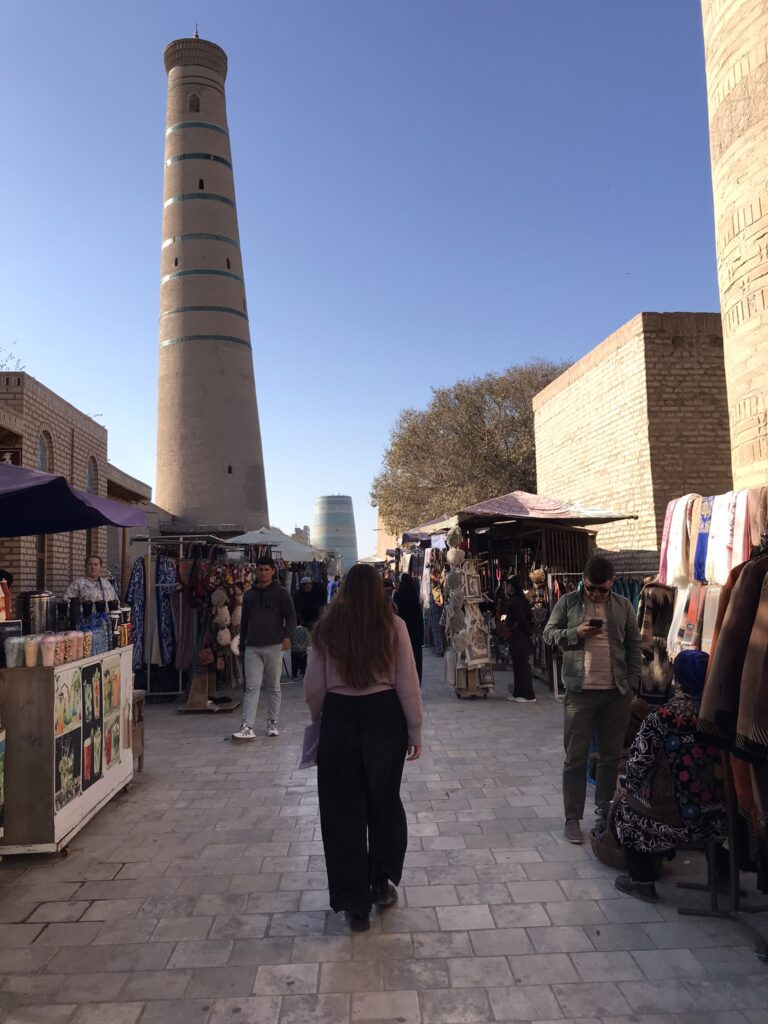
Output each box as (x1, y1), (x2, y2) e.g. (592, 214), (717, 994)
(510, 654), (535, 699)
(318, 689), (408, 915)
(291, 651), (307, 677)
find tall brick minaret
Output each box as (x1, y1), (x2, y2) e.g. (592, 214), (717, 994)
(702, 0), (768, 487)
(155, 34), (269, 530)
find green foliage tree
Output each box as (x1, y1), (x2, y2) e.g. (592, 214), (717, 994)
(371, 358), (569, 534)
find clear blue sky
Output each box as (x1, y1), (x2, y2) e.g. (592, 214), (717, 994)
(2, 1), (718, 553)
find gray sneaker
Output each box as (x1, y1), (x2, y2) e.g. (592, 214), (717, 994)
(564, 819), (584, 844)
(266, 720), (279, 737)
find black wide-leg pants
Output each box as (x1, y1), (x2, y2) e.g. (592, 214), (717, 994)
(317, 689), (409, 915)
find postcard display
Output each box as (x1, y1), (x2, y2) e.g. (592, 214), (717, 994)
(443, 527), (494, 698)
(0, 646), (133, 854)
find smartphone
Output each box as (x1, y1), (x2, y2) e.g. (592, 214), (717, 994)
(588, 618), (603, 628)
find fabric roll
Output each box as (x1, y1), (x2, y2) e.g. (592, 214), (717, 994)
(693, 496), (714, 583)
(705, 492), (735, 585)
(700, 584), (721, 654)
(687, 496), (703, 581)
(657, 499), (677, 585)
(665, 494), (699, 586)
(666, 584), (691, 662)
(732, 491), (752, 568)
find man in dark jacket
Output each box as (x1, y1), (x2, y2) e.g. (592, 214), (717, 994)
(293, 576), (325, 629)
(233, 556), (296, 741)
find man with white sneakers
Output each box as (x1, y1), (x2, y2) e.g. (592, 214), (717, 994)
(233, 556), (296, 740)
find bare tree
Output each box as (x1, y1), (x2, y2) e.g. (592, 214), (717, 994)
(0, 343), (24, 371)
(371, 359), (569, 534)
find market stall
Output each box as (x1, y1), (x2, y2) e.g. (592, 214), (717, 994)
(401, 490), (636, 698)
(0, 462), (145, 855)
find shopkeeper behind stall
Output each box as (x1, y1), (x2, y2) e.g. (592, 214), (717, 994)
(63, 556), (117, 604)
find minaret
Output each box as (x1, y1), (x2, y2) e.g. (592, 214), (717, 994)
(155, 35), (269, 530)
(702, 0), (768, 486)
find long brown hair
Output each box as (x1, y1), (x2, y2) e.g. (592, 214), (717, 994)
(312, 564), (396, 688)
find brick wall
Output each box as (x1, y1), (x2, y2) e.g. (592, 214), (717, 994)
(533, 313), (733, 572)
(0, 374), (108, 598)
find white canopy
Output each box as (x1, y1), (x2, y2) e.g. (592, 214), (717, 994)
(227, 527), (328, 562)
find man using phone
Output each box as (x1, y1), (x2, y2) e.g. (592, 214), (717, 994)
(543, 556), (641, 844)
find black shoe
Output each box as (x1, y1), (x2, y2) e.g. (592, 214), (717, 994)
(615, 875), (659, 902)
(348, 912), (370, 932)
(371, 878), (398, 907)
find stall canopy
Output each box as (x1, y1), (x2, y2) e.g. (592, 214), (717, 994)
(0, 463), (148, 537)
(403, 489), (636, 538)
(226, 526), (327, 562)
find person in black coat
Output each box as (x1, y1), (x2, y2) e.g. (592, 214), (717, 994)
(393, 573), (424, 684)
(496, 576), (536, 703)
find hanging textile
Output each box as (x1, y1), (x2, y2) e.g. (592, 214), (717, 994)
(705, 491), (735, 585)
(155, 554), (177, 667)
(664, 494), (698, 586)
(125, 557), (146, 672)
(732, 490), (752, 569)
(693, 496), (714, 583)
(657, 499), (676, 587)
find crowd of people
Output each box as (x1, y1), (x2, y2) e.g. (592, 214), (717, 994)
(227, 550), (730, 932)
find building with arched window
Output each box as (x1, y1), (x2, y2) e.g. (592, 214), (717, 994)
(0, 373), (151, 596)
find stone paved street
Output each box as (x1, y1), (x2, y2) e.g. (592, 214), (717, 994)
(2, 652), (768, 1023)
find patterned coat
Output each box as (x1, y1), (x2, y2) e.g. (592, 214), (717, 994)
(614, 694), (726, 854)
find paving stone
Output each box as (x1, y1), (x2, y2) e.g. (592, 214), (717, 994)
(487, 983), (563, 1020)
(379, 907), (439, 933)
(632, 947), (709, 980)
(448, 954), (513, 988)
(47, 941), (175, 973)
(82, 900), (145, 921)
(120, 970), (193, 1001)
(186, 966), (257, 999)
(71, 1004), (144, 1024)
(151, 916), (214, 941)
(0, 901), (40, 924)
(253, 963), (318, 995)
(3, 1008), (77, 1023)
(468, 928), (533, 956)
(292, 936), (352, 963)
(490, 902), (550, 928)
(0, 924), (45, 947)
(27, 903), (91, 924)
(168, 939), (233, 969)
(138, 999), (212, 1024)
(571, 950), (646, 982)
(279, 993), (350, 1024)
(209, 914), (269, 940)
(545, 899), (607, 926)
(526, 924), (595, 953)
(352, 989), (420, 1024)
(319, 961), (384, 993)
(351, 933), (413, 960)
(92, 919), (157, 945)
(507, 951), (579, 984)
(2, 972), (129, 1004)
(583, 923), (657, 951)
(34, 923), (102, 946)
(0, 947), (59, 973)
(207, 996), (282, 1024)
(435, 904), (494, 931)
(384, 958), (449, 990)
(419, 987), (492, 1023)
(404, 884), (458, 907)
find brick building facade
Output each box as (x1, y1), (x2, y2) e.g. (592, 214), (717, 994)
(0, 373), (149, 597)
(532, 313), (733, 571)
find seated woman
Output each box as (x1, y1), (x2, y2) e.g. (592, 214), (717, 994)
(613, 649), (727, 902)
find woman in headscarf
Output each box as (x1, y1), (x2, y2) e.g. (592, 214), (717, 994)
(612, 649), (727, 901)
(304, 564), (423, 932)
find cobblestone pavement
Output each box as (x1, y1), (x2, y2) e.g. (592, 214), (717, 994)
(2, 651), (768, 1024)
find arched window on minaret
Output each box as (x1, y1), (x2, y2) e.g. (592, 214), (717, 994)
(198, 178), (205, 190)
(188, 93), (201, 113)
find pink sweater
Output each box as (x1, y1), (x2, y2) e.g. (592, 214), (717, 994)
(303, 616), (424, 746)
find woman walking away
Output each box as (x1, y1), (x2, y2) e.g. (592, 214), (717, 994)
(393, 573), (424, 684)
(304, 564), (423, 933)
